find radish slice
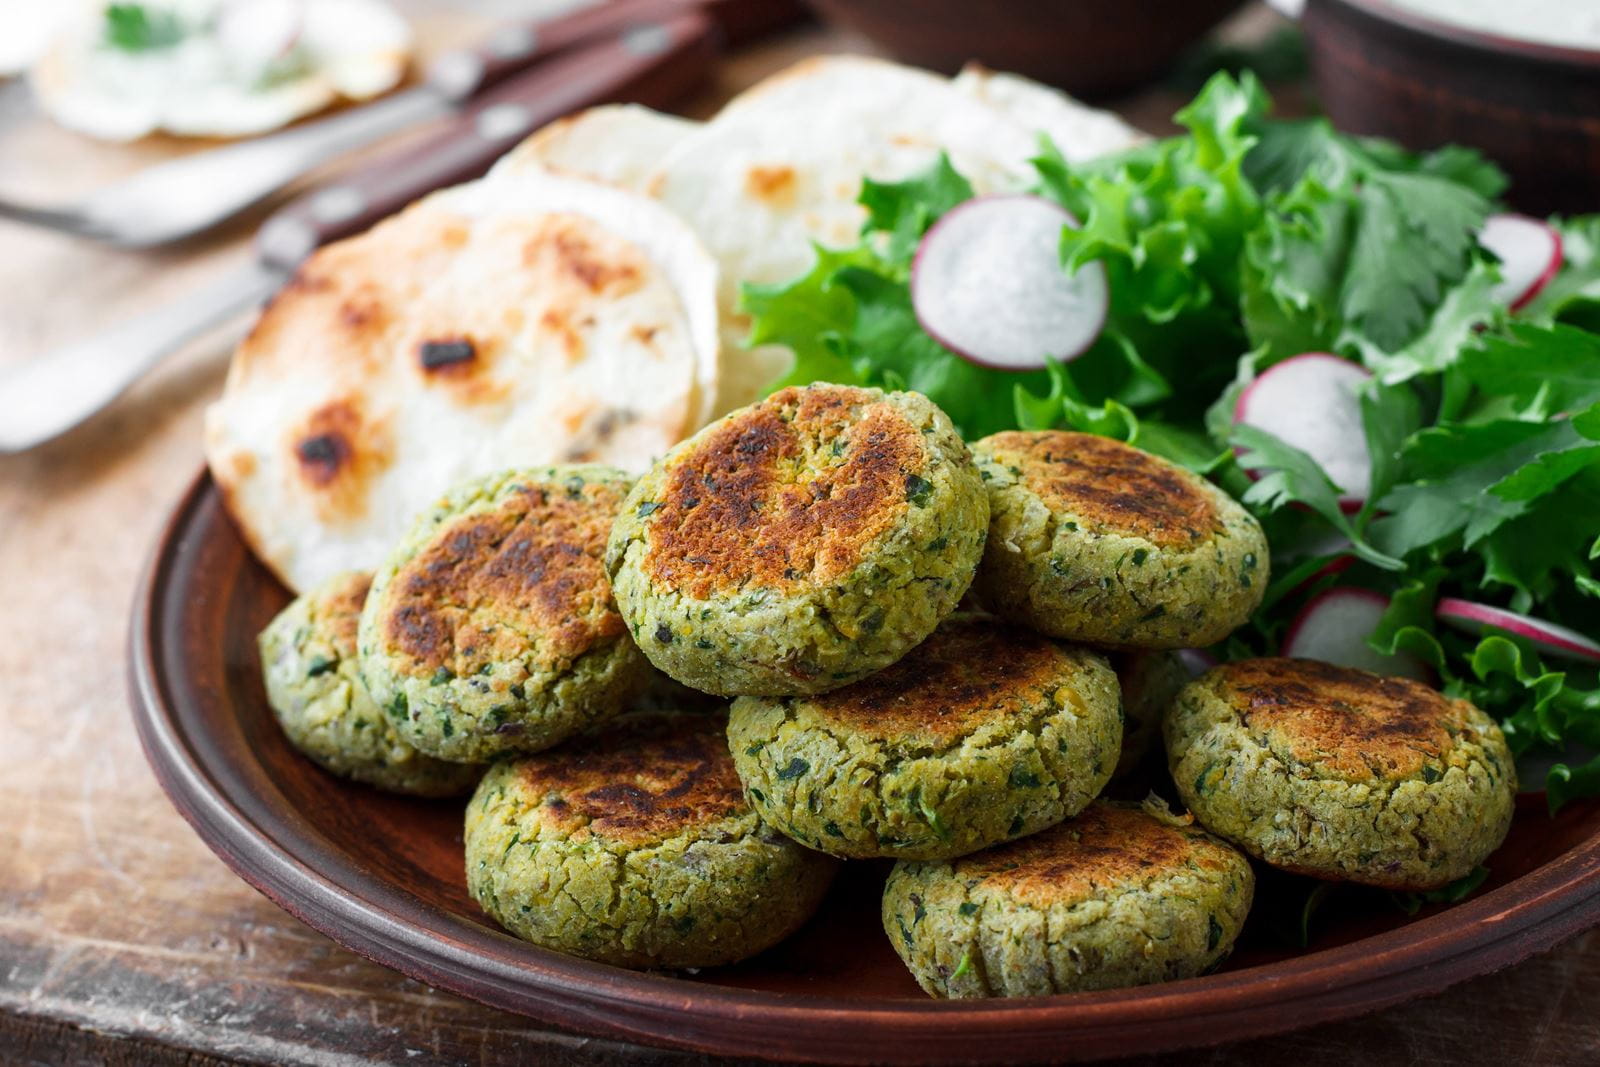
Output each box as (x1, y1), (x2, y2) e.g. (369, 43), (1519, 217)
(1283, 587), (1431, 681)
(1174, 647), (1220, 678)
(1436, 598), (1600, 665)
(1480, 213), (1563, 312)
(1234, 353), (1372, 508)
(911, 194), (1108, 371)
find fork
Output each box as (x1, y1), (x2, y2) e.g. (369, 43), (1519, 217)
(0, 0), (699, 247)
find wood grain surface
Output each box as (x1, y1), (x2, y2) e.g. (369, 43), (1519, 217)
(3, 4), (1599, 1064)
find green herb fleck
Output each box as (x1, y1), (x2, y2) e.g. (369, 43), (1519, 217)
(958, 902), (979, 917)
(1207, 915), (1224, 952)
(306, 655), (336, 677)
(1131, 548), (1149, 566)
(637, 500), (662, 518)
(1007, 768), (1041, 788)
(104, 4), (185, 52)
(654, 624), (674, 644)
(431, 667), (454, 685)
(775, 757), (810, 780)
(905, 473), (934, 507)
(951, 951), (973, 981)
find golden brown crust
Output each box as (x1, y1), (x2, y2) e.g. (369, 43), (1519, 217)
(381, 479), (628, 677)
(809, 618), (1071, 742)
(318, 572), (373, 659)
(985, 430), (1220, 549)
(529, 216), (645, 296)
(643, 385), (926, 599)
(516, 713), (746, 847)
(958, 803), (1231, 908)
(1215, 658), (1469, 779)
(288, 397), (395, 525)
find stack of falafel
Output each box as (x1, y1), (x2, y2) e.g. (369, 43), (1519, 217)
(258, 383), (1518, 997)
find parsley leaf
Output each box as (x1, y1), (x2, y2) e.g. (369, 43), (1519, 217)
(104, 4), (186, 51)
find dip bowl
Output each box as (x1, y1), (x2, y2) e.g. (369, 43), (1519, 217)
(805, 0), (1246, 97)
(1301, 0), (1600, 214)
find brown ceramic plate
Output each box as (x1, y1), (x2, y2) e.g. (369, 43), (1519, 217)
(130, 471), (1600, 1064)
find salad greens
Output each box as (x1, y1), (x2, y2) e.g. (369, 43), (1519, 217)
(742, 71), (1600, 809)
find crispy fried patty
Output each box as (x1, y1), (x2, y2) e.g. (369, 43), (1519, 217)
(259, 571), (482, 796)
(608, 384), (988, 696)
(641, 383), (928, 598)
(970, 430), (1267, 648)
(360, 466), (648, 763)
(995, 431), (1223, 548)
(465, 711), (837, 968)
(883, 801), (1254, 997)
(728, 615), (1121, 860)
(1166, 658), (1517, 889)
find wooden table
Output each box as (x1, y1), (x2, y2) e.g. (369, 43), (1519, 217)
(3, 5), (1599, 1064)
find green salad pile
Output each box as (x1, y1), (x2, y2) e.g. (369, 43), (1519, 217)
(742, 72), (1600, 811)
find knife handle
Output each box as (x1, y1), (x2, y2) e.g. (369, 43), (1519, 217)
(254, 10), (715, 269)
(427, 0), (702, 101)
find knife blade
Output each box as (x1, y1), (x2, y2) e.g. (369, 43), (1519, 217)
(0, 12), (716, 453)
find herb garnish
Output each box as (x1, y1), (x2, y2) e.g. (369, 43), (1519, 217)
(104, 4), (186, 52)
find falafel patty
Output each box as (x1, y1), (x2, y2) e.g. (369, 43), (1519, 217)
(729, 615), (1121, 860)
(1110, 650), (1194, 781)
(464, 710), (838, 968)
(969, 431), (1267, 648)
(359, 466), (648, 763)
(606, 384), (988, 696)
(883, 801), (1254, 997)
(259, 572), (483, 796)
(1165, 658), (1517, 890)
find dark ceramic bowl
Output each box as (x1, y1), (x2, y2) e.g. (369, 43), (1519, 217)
(805, 0), (1246, 98)
(1301, 0), (1600, 215)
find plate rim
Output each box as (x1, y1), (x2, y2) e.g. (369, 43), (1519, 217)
(128, 469), (1600, 1064)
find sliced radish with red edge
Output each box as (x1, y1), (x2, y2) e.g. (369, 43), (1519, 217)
(1436, 598), (1600, 665)
(1479, 213), (1562, 312)
(911, 194), (1108, 371)
(1234, 353), (1372, 509)
(1283, 587), (1431, 681)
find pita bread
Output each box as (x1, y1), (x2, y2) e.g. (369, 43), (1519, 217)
(205, 168), (720, 593)
(491, 104), (699, 189)
(952, 65), (1148, 162)
(643, 56), (1103, 414)
(33, 0), (410, 141)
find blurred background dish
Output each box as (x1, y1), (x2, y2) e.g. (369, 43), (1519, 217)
(1299, 0), (1600, 214)
(803, 0), (1246, 97)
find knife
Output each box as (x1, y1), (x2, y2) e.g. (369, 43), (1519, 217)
(0, 11), (716, 453)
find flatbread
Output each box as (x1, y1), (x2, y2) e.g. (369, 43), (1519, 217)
(33, 0), (411, 141)
(491, 104), (699, 189)
(951, 65), (1148, 162)
(205, 168), (720, 593)
(643, 56), (1104, 414)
